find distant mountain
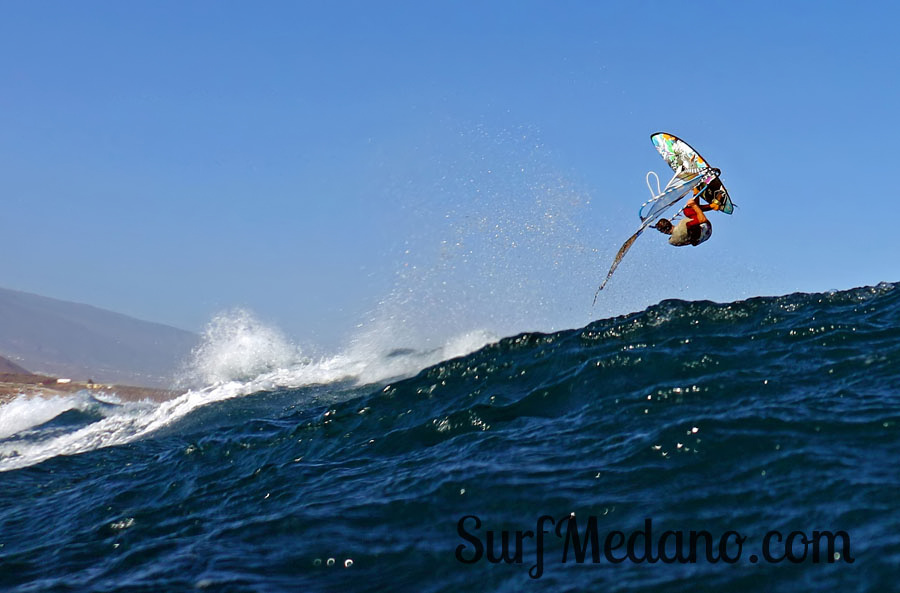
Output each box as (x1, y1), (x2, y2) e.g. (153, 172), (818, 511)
(0, 354), (31, 375)
(0, 287), (198, 387)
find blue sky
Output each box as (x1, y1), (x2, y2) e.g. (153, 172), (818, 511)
(1, 1), (897, 349)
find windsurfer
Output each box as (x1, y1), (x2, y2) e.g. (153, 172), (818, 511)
(653, 196), (719, 246)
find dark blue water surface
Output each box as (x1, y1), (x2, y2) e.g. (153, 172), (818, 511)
(2, 283), (899, 592)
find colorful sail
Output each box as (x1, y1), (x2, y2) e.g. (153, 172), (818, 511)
(651, 132), (709, 177)
(651, 132), (733, 215)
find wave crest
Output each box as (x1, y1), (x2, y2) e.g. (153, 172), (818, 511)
(181, 309), (306, 387)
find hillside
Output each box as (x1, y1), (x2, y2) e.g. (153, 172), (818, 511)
(0, 355), (30, 375)
(0, 287), (198, 387)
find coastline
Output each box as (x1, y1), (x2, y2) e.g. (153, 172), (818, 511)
(0, 373), (181, 406)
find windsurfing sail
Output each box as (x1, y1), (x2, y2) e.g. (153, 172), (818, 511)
(592, 173), (706, 304)
(651, 132), (733, 214)
(592, 133), (734, 303)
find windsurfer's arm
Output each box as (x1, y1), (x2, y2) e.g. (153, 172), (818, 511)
(686, 198), (709, 225)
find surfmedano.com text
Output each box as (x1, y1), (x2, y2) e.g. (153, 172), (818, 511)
(455, 515), (855, 579)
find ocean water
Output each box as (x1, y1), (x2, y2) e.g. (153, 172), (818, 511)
(1, 282), (898, 592)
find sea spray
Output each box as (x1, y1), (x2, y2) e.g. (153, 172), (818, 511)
(181, 308), (306, 387)
(365, 123), (600, 349)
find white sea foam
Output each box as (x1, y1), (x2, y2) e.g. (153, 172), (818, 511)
(179, 308), (495, 390)
(0, 393), (86, 440)
(0, 309), (496, 472)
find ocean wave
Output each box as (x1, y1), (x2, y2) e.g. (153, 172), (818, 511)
(2, 282), (899, 591)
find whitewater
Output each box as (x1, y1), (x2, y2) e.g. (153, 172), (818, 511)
(0, 308), (497, 473)
(1, 281), (898, 592)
